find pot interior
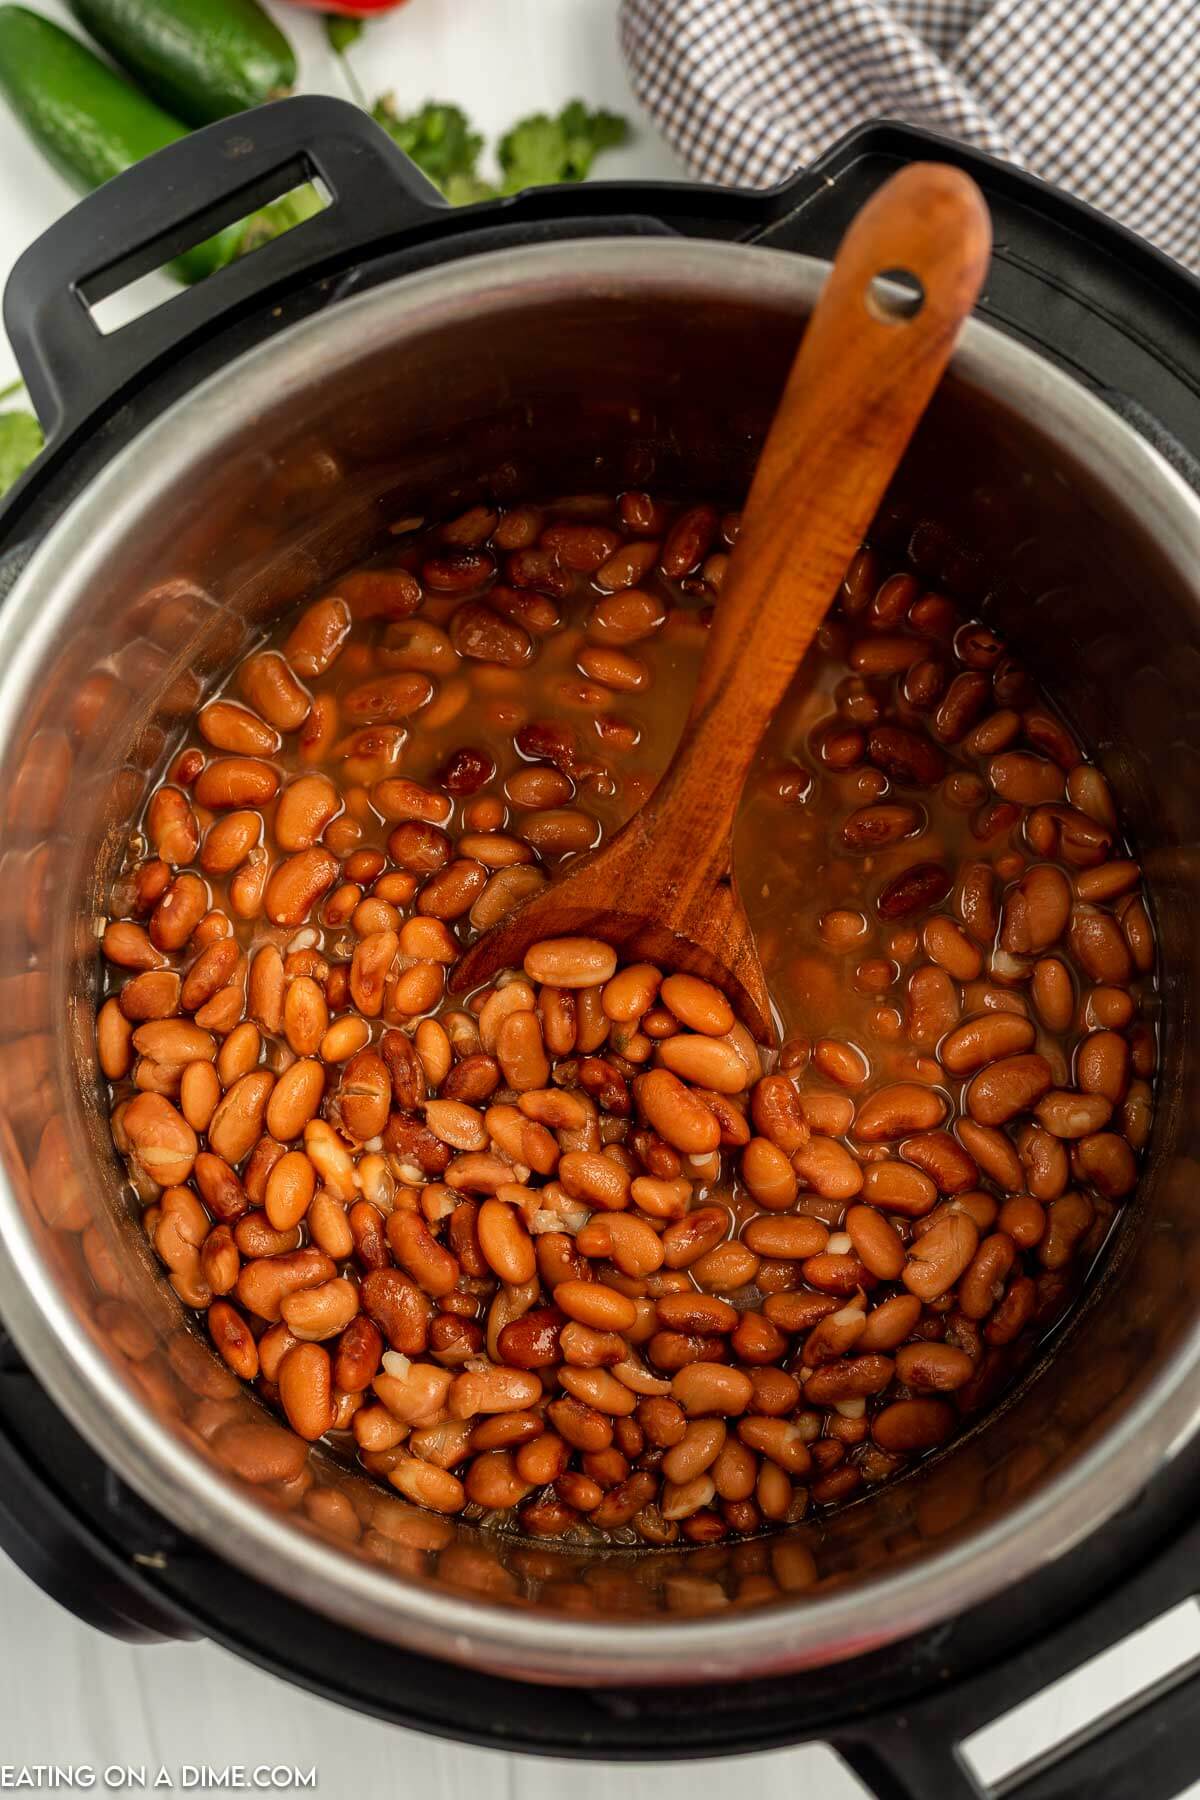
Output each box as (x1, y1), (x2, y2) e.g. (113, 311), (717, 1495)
(0, 242), (1197, 1682)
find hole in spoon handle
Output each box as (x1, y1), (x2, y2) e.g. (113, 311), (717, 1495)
(867, 268), (925, 322)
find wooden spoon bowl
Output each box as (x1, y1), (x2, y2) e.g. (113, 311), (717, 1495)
(452, 163), (992, 1040)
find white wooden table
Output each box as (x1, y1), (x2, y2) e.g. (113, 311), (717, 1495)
(0, 3), (1195, 1792)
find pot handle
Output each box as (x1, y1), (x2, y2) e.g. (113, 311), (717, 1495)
(828, 1506), (1200, 1800)
(2, 95), (448, 444)
(745, 120), (1200, 467)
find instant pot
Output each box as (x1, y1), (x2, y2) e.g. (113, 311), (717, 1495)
(1, 96), (1199, 1799)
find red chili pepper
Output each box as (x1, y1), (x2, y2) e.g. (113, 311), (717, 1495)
(285, 0), (407, 13)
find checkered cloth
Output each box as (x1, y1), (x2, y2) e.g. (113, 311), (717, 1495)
(619, 0), (1200, 269)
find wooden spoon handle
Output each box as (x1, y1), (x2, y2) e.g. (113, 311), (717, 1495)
(644, 162), (991, 851)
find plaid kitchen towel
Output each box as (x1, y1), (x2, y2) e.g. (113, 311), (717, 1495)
(620, 0), (1200, 269)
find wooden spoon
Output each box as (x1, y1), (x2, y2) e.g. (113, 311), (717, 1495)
(451, 163), (992, 1041)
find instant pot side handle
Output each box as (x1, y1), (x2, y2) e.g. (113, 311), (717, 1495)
(1, 95), (452, 448)
(827, 1505), (1200, 1800)
(740, 121), (1200, 475)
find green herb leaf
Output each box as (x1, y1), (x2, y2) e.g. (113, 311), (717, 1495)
(0, 410), (44, 497)
(325, 15), (364, 55)
(234, 184), (327, 258)
(497, 100), (630, 194)
(371, 98), (485, 191)
(440, 169), (499, 207)
(367, 95), (630, 206)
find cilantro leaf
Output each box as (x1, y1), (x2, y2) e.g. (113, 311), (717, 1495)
(497, 100), (629, 193)
(0, 409), (44, 497)
(366, 95), (630, 206)
(371, 98), (487, 192)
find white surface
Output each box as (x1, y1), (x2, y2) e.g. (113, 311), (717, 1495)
(0, 2), (1196, 1793)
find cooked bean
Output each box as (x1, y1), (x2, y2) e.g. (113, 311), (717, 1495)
(199, 700), (280, 756)
(636, 1069), (721, 1154)
(123, 1094), (197, 1186)
(658, 973), (735, 1035)
(792, 1137), (863, 1200)
(895, 1130), (978, 1202)
(742, 1215), (829, 1259)
(1031, 956), (1075, 1032)
(657, 1033), (749, 1093)
(106, 488), (1154, 1544)
(988, 752), (1064, 805)
(749, 1074), (809, 1152)
(554, 1279), (638, 1333)
(844, 1205), (906, 1279)
(281, 1277), (359, 1342)
(1069, 904), (1134, 985)
(1035, 1089), (1113, 1139)
(872, 1398), (955, 1451)
(672, 1363), (753, 1416)
(275, 774), (340, 851)
(855, 1083), (946, 1141)
(805, 1355), (894, 1403)
(740, 1136), (798, 1210)
(841, 802), (922, 850)
(965, 1054), (1053, 1126)
(940, 1012), (1036, 1075)
(1000, 865), (1071, 954)
(959, 1232), (1017, 1318)
(923, 914), (983, 981)
(861, 1158), (938, 1215)
(1077, 1030), (1130, 1103)
(524, 938), (617, 987)
(858, 1293), (923, 1351)
(1072, 1131), (1138, 1197)
(902, 1211), (977, 1301)
(477, 1198), (537, 1284)
(1018, 1123), (1069, 1199)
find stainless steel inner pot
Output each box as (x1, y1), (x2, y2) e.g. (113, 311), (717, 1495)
(0, 239), (1197, 1687)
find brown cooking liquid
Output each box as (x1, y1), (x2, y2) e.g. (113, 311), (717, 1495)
(99, 491), (1156, 1541)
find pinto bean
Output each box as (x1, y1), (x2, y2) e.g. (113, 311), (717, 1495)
(858, 1293), (923, 1351)
(1077, 1030), (1130, 1103)
(844, 1205), (906, 1279)
(1069, 905), (1134, 985)
(903, 1212), (978, 1301)
(1000, 865), (1072, 955)
(749, 1074), (809, 1152)
(107, 496), (1156, 1540)
(855, 1083), (946, 1141)
(1035, 1089), (1113, 1139)
(236, 1248), (335, 1324)
(873, 1398), (955, 1451)
(956, 861), (998, 944)
(636, 1070), (721, 1154)
(988, 752), (1065, 805)
(1072, 1131), (1138, 1198)
(740, 1136), (798, 1210)
(861, 1158), (937, 1216)
(124, 1094), (197, 1186)
(959, 1233), (1017, 1318)
(841, 803), (923, 850)
(792, 1137), (864, 1200)
(940, 1012), (1036, 1075)
(867, 724), (946, 786)
(193, 757), (281, 810)
(966, 1054), (1053, 1126)
(894, 1135), (973, 1200)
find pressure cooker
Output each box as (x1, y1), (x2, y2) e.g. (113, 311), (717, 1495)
(0, 95), (1199, 1800)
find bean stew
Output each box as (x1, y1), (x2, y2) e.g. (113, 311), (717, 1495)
(96, 488), (1157, 1544)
